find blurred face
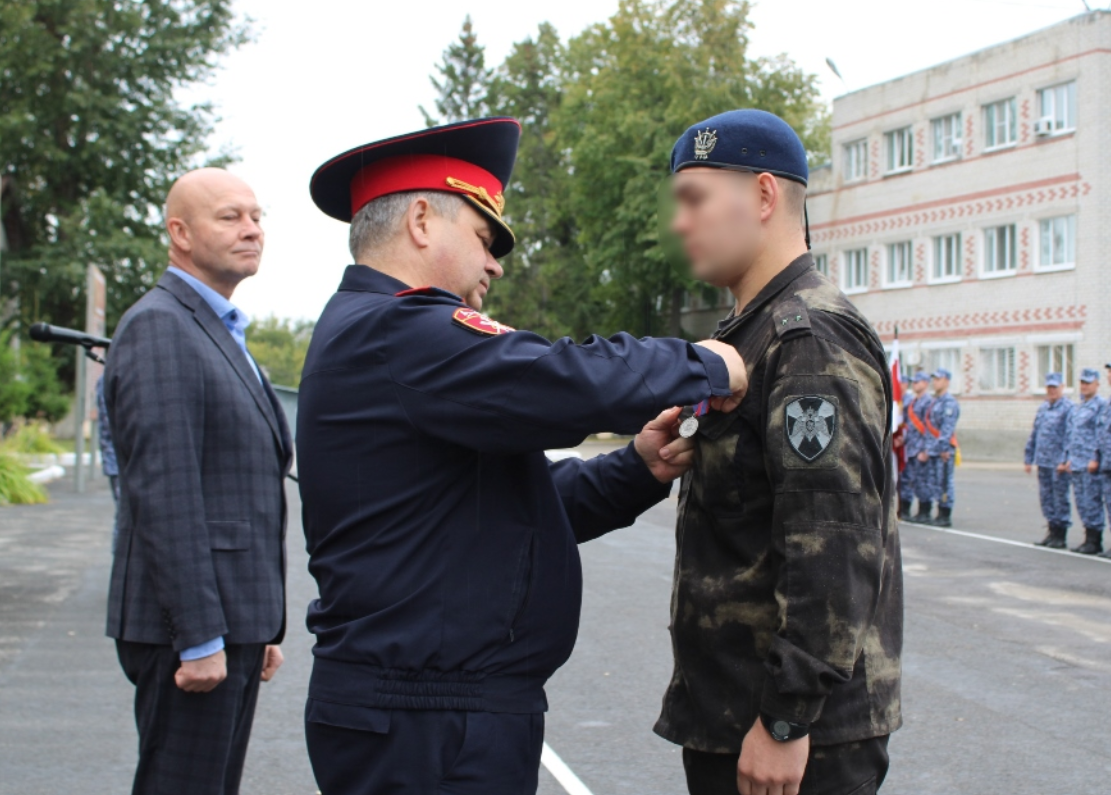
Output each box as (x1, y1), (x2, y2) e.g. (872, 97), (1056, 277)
(1080, 379), (1098, 398)
(671, 169), (761, 287)
(912, 379), (928, 396)
(1046, 385), (1062, 402)
(932, 376), (950, 394)
(426, 202), (503, 310)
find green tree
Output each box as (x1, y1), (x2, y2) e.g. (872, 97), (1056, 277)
(558, 0), (829, 337)
(483, 24), (599, 339)
(0, 331), (68, 425)
(246, 316), (314, 389)
(419, 15), (490, 126)
(0, 0), (250, 345)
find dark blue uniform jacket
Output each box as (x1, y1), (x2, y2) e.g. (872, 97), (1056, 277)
(297, 266), (729, 716)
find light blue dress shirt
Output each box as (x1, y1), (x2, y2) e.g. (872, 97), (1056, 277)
(168, 266), (261, 661)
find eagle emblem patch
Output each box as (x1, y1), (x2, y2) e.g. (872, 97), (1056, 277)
(785, 396), (837, 462)
(452, 307), (515, 336)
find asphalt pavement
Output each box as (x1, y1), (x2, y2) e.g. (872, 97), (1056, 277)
(2, 452), (1110, 794)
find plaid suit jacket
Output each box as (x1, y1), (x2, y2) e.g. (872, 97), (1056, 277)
(104, 271), (292, 651)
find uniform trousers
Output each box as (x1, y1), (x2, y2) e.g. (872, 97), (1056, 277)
(1036, 466), (1072, 527)
(305, 701), (545, 795)
(683, 735), (890, 795)
(928, 455), (956, 508)
(899, 457), (930, 503)
(1069, 470), (1105, 530)
(116, 640), (265, 795)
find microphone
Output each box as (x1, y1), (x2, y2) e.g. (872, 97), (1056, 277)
(29, 322), (112, 349)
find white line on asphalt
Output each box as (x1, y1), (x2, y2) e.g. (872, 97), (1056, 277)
(901, 520), (1111, 563)
(542, 742), (595, 795)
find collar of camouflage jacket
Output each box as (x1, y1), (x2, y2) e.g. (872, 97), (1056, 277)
(714, 252), (815, 340)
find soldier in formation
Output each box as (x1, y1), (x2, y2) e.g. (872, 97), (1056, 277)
(1062, 368), (1106, 554)
(1026, 372), (1074, 548)
(921, 369), (960, 528)
(899, 372), (934, 521)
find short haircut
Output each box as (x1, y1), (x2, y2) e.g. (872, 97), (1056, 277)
(349, 190), (462, 261)
(777, 177), (807, 229)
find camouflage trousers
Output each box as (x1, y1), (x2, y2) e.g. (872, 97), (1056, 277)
(1036, 466), (1071, 527)
(899, 457), (932, 502)
(927, 455), (956, 508)
(1069, 470), (1105, 530)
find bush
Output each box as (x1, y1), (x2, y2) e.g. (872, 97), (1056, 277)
(1, 422), (64, 455)
(0, 329), (71, 425)
(0, 453), (48, 506)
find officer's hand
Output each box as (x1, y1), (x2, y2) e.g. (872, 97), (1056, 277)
(1024, 464), (1032, 475)
(940, 451), (951, 462)
(892, 435), (904, 449)
(736, 718), (809, 795)
(261, 645), (284, 682)
(175, 649), (227, 693)
(695, 340), (747, 413)
(1060, 462), (1071, 473)
(1088, 460), (1099, 474)
(634, 407), (696, 483)
(917, 452), (928, 463)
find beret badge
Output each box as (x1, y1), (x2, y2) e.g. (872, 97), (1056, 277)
(693, 127), (718, 160)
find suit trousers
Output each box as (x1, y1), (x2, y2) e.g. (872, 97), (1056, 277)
(305, 701), (545, 795)
(116, 640), (265, 795)
(682, 735), (890, 795)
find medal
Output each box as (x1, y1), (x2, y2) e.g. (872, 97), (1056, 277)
(679, 400), (709, 439)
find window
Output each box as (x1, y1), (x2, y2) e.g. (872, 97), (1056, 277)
(932, 113), (962, 162)
(1039, 215), (1076, 271)
(843, 139), (868, 182)
(1037, 343), (1076, 389)
(980, 347), (1016, 392)
(983, 225), (1016, 276)
(1037, 81), (1077, 134)
(842, 249), (868, 293)
(983, 98), (1017, 149)
(926, 348), (963, 394)
(931, 233), (961, 282)
(813, 253), (829, 276)
(885, 127), (914, 173)
(885, 241), (913, 287)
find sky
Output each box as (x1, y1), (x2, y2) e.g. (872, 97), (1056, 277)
(187, 0), (1104, 322)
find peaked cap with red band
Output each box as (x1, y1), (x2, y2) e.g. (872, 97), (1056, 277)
(310, 117), (521, 258)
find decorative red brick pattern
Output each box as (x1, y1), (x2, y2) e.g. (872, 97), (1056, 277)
(870, 249), (881, 291)
(1020, 98), (1031, 145)
(874, 304), (1087, 337)
(915, 242), (926, 284)
(964, 234), (976, 279)
(915, 125), (926, 169)
(964, 113), (974, 158)
(1019, 225), (1031, 273)
(963, 352), (975, 396)
(812, 176), (1091, 244)
(869, 135), (880, 181)
(1018, 350), (1031, 394)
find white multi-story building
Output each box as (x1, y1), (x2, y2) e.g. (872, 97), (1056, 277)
(682, 11), (1110, 459)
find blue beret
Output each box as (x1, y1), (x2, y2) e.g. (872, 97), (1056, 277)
(671, 109), (808, 185)
(912, 372), (930, 384)
(1045, 372), (1063, 387)
(1080, 367), (1099, 383)
(931, 368), (952, 380)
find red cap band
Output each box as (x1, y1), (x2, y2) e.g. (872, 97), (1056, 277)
(349, 154), (505, 220)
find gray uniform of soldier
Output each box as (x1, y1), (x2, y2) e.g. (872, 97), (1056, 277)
(1026, 372), (1073, 548)
(1095, 363), (1111, 559)
(1063, 368), (1106, 554)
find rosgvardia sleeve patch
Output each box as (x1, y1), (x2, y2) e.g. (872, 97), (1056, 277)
(452, 307), (516, 336)
(785, 396), (838, 462)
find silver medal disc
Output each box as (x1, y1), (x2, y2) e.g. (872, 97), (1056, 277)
(679, 416), (700, 439)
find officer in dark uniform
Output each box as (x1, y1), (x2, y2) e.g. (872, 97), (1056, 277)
(296, 117), (749, 795)
(654, 110), (902, 795)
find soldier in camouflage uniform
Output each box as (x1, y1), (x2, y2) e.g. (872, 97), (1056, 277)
(1062, 368), (1105, 554)
(1025, 372), (1073, 547)
(657, 109), (901, 795)
(900, 372), (933, 523)
(923, 370), (960, 527)
(1097, 364), (1111, 559)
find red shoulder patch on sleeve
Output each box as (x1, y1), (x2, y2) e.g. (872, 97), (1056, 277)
(452, 307), (516, 336)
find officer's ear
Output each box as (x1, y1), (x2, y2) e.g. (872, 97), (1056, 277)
(405, 197), (434, 251)
(755, 172), (780, 224)
(166, 216), (193, 254)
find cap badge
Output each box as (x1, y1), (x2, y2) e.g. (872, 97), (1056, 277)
(693, 127), (718, 160)
(446, 177), (506, 218)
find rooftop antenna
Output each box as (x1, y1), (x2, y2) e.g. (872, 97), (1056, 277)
(825, 58), (848, 91)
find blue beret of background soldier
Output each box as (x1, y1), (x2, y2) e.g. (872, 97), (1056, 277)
(654, 108), (902, 795)
(294, 117), (751, 795)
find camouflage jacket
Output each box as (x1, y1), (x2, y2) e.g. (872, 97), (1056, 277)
(654, 254), (903, 751)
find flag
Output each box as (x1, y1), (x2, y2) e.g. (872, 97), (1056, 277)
(889, 328), (903, 433)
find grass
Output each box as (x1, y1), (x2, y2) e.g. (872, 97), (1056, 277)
(1, 423), (65, 455)
(0, 453), (48, 506)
